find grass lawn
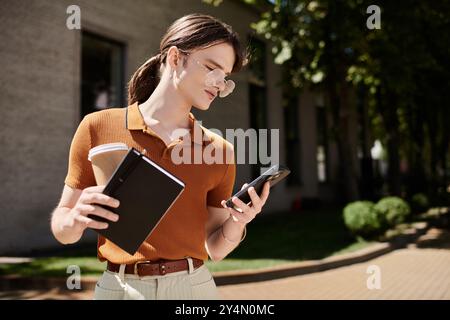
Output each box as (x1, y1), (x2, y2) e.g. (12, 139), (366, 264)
(0, 208), (374, 277)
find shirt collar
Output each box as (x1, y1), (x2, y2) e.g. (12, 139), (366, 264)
(126, 102), (212, 146)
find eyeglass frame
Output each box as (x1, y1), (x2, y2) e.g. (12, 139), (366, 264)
(177, 50), (235, 98)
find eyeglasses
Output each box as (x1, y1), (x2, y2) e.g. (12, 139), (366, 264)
(181, 52), (235, 98)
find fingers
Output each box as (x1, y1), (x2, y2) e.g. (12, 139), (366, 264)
(73, 186), (120, 231)
(260, 182), (271, 204)
(74, 214), (109, 230)
(221, 202), (247, 224)
(220, 197), (256, 225)
(83, 185), (106, 193)
(221, 200), (245, 218)
(219, 181), (271, 225)
(80, 192), (120, 209)
(79, 204), (119, 222)
(246, 188), (261, 212)
(231, 196), (252, 213)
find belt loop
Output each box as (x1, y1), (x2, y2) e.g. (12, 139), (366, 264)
(114, 264), (145, 300)
(187, 257), (194, 274)
(119, 264), (126, 281)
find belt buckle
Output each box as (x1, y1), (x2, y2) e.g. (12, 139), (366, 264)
(134, 260), (152, 276)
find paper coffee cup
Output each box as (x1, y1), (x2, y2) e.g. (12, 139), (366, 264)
(88, 143), (129, 185)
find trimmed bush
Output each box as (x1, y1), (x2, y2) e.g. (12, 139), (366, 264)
(343, 201), (382, 237)
(410, 193), (429, 214)
(374, 196), (411, 227)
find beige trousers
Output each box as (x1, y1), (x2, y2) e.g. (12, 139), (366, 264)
(93, 257), (220, 300)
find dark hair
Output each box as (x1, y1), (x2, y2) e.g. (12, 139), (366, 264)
(127, 13), (249, 105)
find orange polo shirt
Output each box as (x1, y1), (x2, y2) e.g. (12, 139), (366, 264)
(64, 102), (236, 264)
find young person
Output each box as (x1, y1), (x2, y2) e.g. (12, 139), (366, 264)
(51, 13), (270, 300)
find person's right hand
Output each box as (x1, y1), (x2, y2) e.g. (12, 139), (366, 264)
(64, 185), (120, 235)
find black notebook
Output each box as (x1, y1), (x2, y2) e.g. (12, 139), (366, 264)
(89, 147), (185, 255)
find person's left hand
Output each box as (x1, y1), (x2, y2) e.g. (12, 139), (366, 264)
(220, 182), (270, 225)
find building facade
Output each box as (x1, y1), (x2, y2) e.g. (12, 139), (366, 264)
(0, 0), (350, 254)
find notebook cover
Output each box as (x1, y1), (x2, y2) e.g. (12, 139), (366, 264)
(90, 148), (185, 255)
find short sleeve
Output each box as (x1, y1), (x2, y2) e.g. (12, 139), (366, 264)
(207, 160), (236, 208)
(64, 115), (97, 190)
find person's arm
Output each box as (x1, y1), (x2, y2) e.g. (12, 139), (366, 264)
(204, 206), (245, 262)
(205, 182), (270, 262)
(52, 113), (119, 244)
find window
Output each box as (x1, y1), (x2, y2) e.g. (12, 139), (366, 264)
(316, 105), (329, 183)
(247, 36), (268, 179)
(81, 31), (125, 117)
(283, 86), (301, 186)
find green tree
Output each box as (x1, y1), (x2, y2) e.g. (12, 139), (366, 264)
(204, 0), (450, 203)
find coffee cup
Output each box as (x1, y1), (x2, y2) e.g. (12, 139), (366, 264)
(88, 142), (129, 185)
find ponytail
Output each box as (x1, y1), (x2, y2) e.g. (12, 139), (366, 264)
(127, 53), (162, 105)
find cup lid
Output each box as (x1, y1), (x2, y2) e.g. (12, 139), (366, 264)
(88, 142), (129, 161)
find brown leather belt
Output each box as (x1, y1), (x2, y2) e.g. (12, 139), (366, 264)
(107, 258), (204, 277)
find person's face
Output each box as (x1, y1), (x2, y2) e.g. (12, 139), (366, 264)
(173, 42), (236, 110)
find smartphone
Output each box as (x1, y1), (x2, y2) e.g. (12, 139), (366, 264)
(225, 164), (290, 210)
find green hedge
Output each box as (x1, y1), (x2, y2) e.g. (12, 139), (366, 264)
(343, 201), (381, 237)
(343, 197), (411, 238)
(374, 196), (411, 227)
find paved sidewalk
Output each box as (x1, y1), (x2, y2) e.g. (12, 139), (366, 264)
(0, 288), (90, 300)
(218, 244), (450, 300)
(1, 244), (449, 300)
(1, 227), (449, 300)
